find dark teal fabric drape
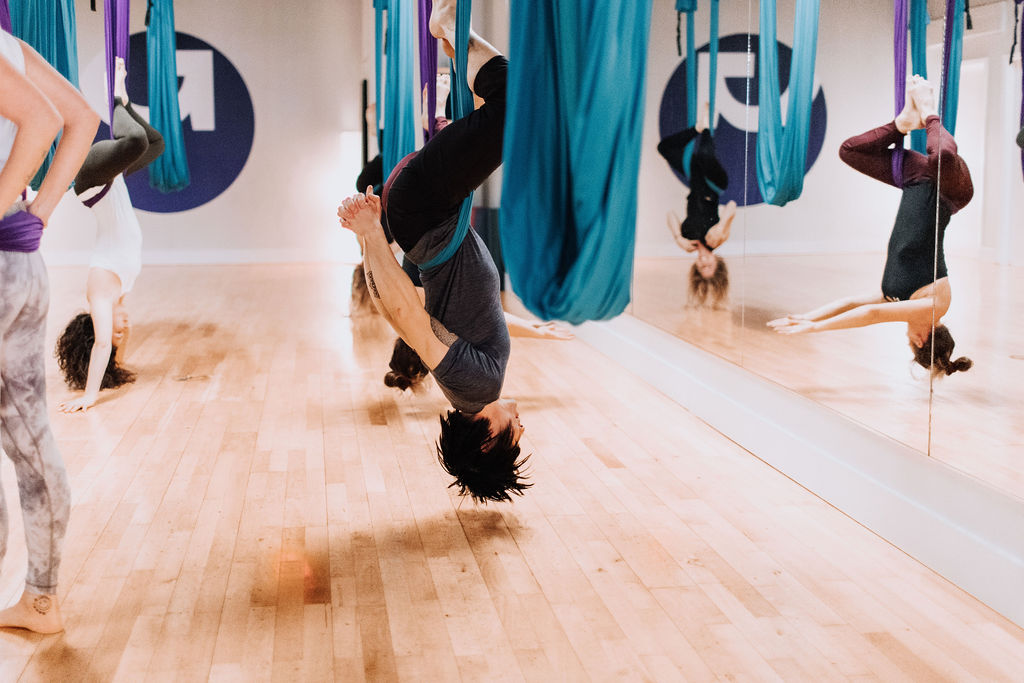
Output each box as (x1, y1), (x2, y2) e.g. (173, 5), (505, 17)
(146, 0), (189, 191)
(417, 0), (473, 271)
(500, 0), (653, 324)
(756, 0), (820, 207)
(11, 0), (79, 189)
(380, 0), (416, 184)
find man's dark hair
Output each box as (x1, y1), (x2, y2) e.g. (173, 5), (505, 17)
(437, 410), (531, 504)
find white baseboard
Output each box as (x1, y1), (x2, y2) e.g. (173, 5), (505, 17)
(576, 315), (1024, 628)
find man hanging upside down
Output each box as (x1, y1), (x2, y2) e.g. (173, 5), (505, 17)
(339, 0), (547, 503)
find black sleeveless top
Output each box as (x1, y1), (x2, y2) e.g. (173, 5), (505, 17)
(881, 182), (951, 301)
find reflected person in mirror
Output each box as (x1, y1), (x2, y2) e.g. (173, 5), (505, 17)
(658, 102), (737, 309)
(769, 76), (974, 378)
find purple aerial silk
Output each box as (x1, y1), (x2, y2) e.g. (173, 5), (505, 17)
(104, 0), (130, 134)
(418, 0), (438, 142)
(0, 211), (44, 253)
(1018, 0), (1023, 179)
(0, 0), (12, 33)
(892, 0), (909, 187)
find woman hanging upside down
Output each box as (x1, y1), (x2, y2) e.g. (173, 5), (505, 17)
(769, 76), (974, 377)
(339, 1), (535, 503)
(658, 102), (737, 308)
(56, 58), (164, 412)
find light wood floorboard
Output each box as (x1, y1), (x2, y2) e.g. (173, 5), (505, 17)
(0, 263), (1020, 681)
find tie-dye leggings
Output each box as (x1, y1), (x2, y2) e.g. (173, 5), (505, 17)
(0, 250), (70, 595)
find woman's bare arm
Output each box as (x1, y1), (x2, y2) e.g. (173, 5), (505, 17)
(0, 53), (62, 214)
(21, 40), (98, 224)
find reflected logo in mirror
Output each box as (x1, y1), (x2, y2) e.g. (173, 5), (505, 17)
(659, 33), (828, 207)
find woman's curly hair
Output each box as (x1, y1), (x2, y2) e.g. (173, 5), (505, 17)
(55, 312), (136, 390)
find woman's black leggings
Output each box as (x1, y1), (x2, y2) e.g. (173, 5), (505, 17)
(387, 56), (507, 253)
(74, 99), (165, 195)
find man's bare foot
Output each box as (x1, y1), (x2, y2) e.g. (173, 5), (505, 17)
(429, 0), (457, 44)
(114, 56), (128, 105)
(0, 591), (64, 634)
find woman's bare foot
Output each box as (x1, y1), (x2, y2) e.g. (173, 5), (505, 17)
(908, 75), (938, 124)
(114, 56), (128, 105)
(895, 77), (923, 133)
(0, 590), (64, 634)
(436, 73), (451, 119)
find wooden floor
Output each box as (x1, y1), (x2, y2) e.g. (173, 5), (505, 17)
(633, 252), (1024, 500)
(1, 264), (1023, 681)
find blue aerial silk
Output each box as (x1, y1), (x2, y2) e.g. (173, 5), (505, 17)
(146, 0), (190, 192)
(380, 0), (416, 184)
(10, 0), (79, 190)
(908, 0), (929, 154)
(939, 0), (965, 134)
(501, 0), (653, 324)
(418, 0), (473, 271)
(756, 0), (820, 207)
(675, 0), (718, 132)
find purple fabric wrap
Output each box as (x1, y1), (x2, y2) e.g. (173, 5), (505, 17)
(0, 0), (12, 34)
(0, 210), (44, 253)
(81, 184), (112, 208)
(892, 0), (908, 187)
(104, 0), (131, 135)
(418, 0), (438, 142)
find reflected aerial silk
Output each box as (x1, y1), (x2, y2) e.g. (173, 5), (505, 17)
(500, 0), (653, 324)
(755, 0), (820, 207)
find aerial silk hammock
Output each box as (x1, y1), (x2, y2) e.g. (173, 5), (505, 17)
(417, 0), (438, 142)
(76, 0), (130, 209)
(755, 0), (820, 207)
(0, 1), (10, 32)
(146, 0), (190, 192)
(892, 0), (966, 186)
(9, 0), (80, 190)
(674, 0), (720, 188)
(500, 0), (654, 323)
(373, 0), (417, 185)
(416, 0), (473, 271)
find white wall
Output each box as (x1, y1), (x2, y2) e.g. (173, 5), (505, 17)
(41, 0), (366, 266)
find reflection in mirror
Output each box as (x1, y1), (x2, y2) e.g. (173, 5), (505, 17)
(927, 0), (1024, 500)
(632, 1), (752, 366)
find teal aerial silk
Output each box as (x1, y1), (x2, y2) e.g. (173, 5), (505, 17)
(417, 0), (473, 271)
(676, 0), (719, 133)
(938, 0), (965, 134)
(500, 0), (653, 324)
(908, 0), (929, 154)
(10, 0), (79, 190)
(756, 0), (820, 206)
(146, 0), (190, 192)
(378, 0), (417, 184)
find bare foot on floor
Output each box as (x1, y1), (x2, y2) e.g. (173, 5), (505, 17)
(0, 591), (64, 634)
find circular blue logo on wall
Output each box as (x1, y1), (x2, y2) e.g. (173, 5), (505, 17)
(659, 33), (827, 207)
(97, 32), (255, 213)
